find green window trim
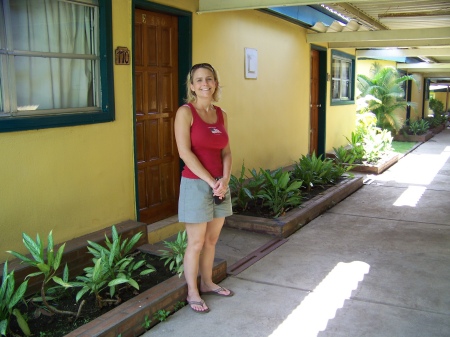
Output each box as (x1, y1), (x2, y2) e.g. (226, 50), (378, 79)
(0, 0), (115, 133)
(330, 50), (355, 106)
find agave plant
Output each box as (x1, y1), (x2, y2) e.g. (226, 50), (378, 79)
(357, 62), (416, 133)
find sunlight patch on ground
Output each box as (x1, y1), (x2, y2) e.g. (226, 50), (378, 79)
(373, 150), (450, 186)
(269, 261), (370, 337)
(393, 186), (426, 207)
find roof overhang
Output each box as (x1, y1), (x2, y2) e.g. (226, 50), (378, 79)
(307, 28), (450, 45)
(197, 0), (394, 14)
(198, 1), (450, 76)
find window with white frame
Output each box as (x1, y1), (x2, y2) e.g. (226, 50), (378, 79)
(0, 0), (114, 132)
(331, 50), (355, 104)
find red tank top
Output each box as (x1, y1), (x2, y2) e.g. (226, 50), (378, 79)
(182, 103), (229, 179)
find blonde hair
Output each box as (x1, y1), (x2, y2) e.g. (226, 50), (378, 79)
(185, 63), (221, 103)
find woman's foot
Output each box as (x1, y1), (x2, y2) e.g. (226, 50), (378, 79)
(200, 283), (234, 297)
(187, 297), (210, 313)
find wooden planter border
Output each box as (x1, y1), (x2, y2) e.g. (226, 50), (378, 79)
(65, 253), (227, 337)
(348, 152), (399, 174)
(225, 176), (363, 238)
(393, 130), (434, 142)
(1, 220), (227, 337)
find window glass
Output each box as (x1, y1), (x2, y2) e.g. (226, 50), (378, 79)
(332, 80), (340, 99)
(341, 62), (349, 81)
(331, 51), (355, 105)
(11, 0), (96, 54)
(15, 57), (96, 112)
(0, 0), (113, 132)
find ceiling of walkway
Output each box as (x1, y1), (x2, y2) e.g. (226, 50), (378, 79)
(198, 0), (450, 83)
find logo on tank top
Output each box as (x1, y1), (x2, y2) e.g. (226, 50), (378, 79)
(208, 127), (222, 134)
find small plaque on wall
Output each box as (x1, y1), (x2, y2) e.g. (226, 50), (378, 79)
(115, 46), (130, 65)
(245, 48), (258, 79)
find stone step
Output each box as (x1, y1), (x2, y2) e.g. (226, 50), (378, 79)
(147, 216), (185, 244)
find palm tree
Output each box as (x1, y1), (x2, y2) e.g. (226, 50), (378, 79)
(357, 62), (416, 133)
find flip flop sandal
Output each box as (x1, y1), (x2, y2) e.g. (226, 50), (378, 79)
(187, 299), (210, 313)
(200, 286), (234, 297)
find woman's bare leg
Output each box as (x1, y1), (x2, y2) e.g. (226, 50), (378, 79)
(199, 217), (232, 296)
(184, 222), (209, 312)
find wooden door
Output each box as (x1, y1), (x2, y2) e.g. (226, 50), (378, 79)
(310, 49), (320, 155)
(134, 9), (179, 224)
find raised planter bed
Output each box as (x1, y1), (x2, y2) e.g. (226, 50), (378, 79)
(393, 130), (434, 142)
(1, 220), (227, 337)
(348, 151), (399, 175)
(326, 150), (399, 175)
(65, 252), (226, 336)
(430, 124), (445, 135)
(1, 220), (149, 297)
(225, 176), (363, 238)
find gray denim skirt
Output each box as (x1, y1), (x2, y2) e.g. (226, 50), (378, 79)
(178, 177), (233, 224)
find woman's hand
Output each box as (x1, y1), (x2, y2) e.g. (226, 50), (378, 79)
(212, 177), (228, 197)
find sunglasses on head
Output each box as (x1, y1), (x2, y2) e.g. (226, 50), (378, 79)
(190, 63), (215, 76)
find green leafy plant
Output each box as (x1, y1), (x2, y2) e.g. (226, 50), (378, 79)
(429, 97), (444, 117)
(7, 231), (81, 318)
(142, 315), (152, 330)
(173, 301), (186, 311)
(153, 309), (170, 322)
(425, 115), (446, 128)
(0, 261), (30, 336)
(362, 127), (393, 163)
(345, 131), (365, 163)
(73, 225), (156, 307)
(292, 153), (337, 191)
(258, 168), (303, 218)
(330, 147), (355, 178)
(357, 62), (416, 133)
(229, 162), (265, 211)
(408, 119), (430, 135)
(158, 230), (187, 277)
(333, 146), (355, 165)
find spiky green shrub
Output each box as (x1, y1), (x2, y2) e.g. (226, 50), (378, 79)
(159, 230), (187, 277)
(258, 168), (303, 218)
(73, 225), (155, 307)
(7, 231), (78, 317)
(0, 261), (30, 336)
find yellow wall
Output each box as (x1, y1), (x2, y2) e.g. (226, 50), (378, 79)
(325, 48), (357, 151)
(190, 9), (310, 171)
(410, 73), (424, 121)
(0, 0), (358, 262)
(0, 0), (136, 262)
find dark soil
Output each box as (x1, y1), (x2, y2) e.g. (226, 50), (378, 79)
(8, 253), (174, 337)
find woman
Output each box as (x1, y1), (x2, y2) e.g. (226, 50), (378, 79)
(174, 63), (234, 314)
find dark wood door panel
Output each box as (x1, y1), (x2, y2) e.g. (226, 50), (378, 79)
(135, 9), (179, 224)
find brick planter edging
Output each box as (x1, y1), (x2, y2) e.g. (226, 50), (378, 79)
(225, 176), (363, 237)
(65, 256), (227, 337)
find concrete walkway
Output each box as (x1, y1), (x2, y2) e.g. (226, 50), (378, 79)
(144, 130), (450, 337)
